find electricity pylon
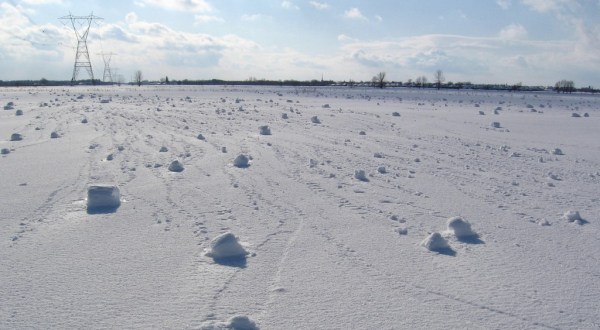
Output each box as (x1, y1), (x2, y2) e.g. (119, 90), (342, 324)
(98, 52), (116, 83)
(59, 13), (103, 85)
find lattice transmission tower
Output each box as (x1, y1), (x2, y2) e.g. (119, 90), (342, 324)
(59, 13), (103, 85)
(98, 52), (116, 83)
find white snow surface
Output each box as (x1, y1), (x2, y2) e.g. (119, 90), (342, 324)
(1, 86), (600, 329)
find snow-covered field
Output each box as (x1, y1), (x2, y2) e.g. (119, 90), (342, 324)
(1, 85), (599, 329)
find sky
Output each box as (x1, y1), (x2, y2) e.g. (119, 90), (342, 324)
(1, 0), (599, 86)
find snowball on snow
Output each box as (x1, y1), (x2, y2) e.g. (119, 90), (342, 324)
(10, 133), (23, 141)
(447, 216), (477, 239)
(87, 184), (121, 210)
(420, 232), (450, 251)
(563, 210), (582, 223)
(205, 232), (248, 259)
(228, 315), (258, 330)
(354, 169), (368, 181)
(168, 160), (184, 172)
(233, 154), (250, 168)
(311, 116), (321, 124)
(200, 315), (258, 330)
(259, 125), (271, 135)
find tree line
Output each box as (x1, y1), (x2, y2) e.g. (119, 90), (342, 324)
(0, 69), (597, 94)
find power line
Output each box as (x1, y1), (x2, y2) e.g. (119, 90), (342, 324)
(58, 12), (103, 85)
(98, 52), (116, 83)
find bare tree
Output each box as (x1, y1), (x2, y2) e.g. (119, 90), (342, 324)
(372, 72), (386, 88)
(434, 69), (445, 90)
(134, 70), (143, 87)
(555, 79), (575, 93)
(415, 76), (428, 88)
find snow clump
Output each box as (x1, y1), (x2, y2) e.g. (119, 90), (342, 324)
(200, 315), (258, 330)
(446, 216), (478, 239)
(197, 133), (205, 140)
(552, 148), (564, 155)
(50, 132), (60, 139)
(234, 154), (250, 168)
(563, 210), (584, 224)
(1, 148), (10, 155)
(168, 160), (185, 172)
(10, 133), (23, 141)
(205, 232), (249, 260)
(354, 169), (368, 181)
(491, 122), (501, 128)
(311, 116), (321, 124)
(87, 184), (120, 211)
(420, 232), (450, 252)
(259, 125), (271, 135)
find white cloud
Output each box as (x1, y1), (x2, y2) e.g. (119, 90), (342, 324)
(20, 0), (64, 4)
(309, 1), (330, 10)
(194, 15), (224, 24)
(335, 33), (589, 85)
(135, 0), (212, 13)
(344, 7), (367, 20)
(496, 0), (511, 9)
(241, 14), (268, 22)
(125, 12), (138, 24)
(337, 34), (357, 42)
(498, 23), (528, 40)
(520, 0), (568, 12)
(281, 1), (299, 10)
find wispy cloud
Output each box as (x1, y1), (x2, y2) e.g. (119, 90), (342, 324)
(241, 14), (268, 22)
(337, 34), (357, 42)
(344, 7), (367, 20)
(125, 12), (138, 24)
(498, 23), (528, 40)
(135, 0), (212, 13)
(309, 1), (330, 10)
(521, 0), (568, 12)
(496, 0), (511, 9)
(281, 1), (299, 10)
(20, 0), (64, 4)
(194, 15), (224, 24)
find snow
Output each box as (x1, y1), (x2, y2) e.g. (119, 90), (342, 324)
(1, 85), (599, 329)
(446, 216), (478, 239)
(201, 315), (258, 330)
(10, 133), (22, 141)
(563, 210), (586, 224)
(420, 232), (451, 252)
(168, 160), (185, 172)
(86, 184), (121, 212)
(354, 169), (368, 181)
(259, 125), (271, 135)
(233, 154), (250, 168)
(205, 232), (249, 260)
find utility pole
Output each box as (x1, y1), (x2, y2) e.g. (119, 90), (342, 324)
(59, 12), (103, 85)
(98, 52), (116, 83)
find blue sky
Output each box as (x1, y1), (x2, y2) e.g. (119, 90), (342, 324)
(1, 0), (599, 86)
